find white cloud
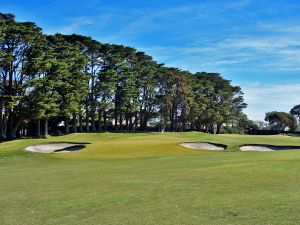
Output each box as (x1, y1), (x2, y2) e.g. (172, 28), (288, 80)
(44, 17), (95, 34)
(242, 83), (300, 120)
(137, 31), (300, 74)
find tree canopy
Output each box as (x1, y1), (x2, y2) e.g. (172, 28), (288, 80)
(265, 111), (297, 132)
(0, 12), (248, 139)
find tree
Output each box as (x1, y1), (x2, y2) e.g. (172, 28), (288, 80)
(0, 13), (45, 139)
(0, 11), (249, 140)
(290, 105), (300, 123)
(133, 52), (160, 131)
(158, 68), (193, 132)
(21, 32), (60, 137)
(62, 34), (103, 131)
(47, 34), (88, 134)
(265, 111), (297, 132)
(224, 113), (254, 134)
(190, 72), (246, 134)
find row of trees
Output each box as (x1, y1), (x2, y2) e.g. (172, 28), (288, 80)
(0, 12), (248, 140)
(265, 111), (297, 132)
(264, 105), (300, 132)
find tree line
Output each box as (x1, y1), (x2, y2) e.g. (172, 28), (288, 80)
(0, 12), (248, 140)
(264, 105), (300, 132)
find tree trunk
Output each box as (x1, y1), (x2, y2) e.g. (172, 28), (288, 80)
(19, 124), (24, 138)
(174, 111), (178, 132)
(182, 119), (187, 132)
(125, 108), (129, 131)
(72, 114), (77, 132)
(9, 126), (17, 139)
(7, 111), (21, 139)
(79, 115), (83, 132)
(103, 110), (107, 131)
(85, 117), (89, 131)
(205, 124), (209, 133)
(97, 109), (102, 131)
(119, 114), (123, 131)
(0, 108), (8, 140)
(91, 115), (96, 131)
(139, 105), (143, 130)
(125, 114), (129, 131)
(142, 115), (148, 131)
(36, 119), (41, 138)
(115, 113), (118, 131)
(85, 102), (89, 132)
(8, 118), (23, 139)
(209, 124), (216, 134)
(1, 116), (8, 140)
(90, 69), (96, 131)
(7, 111), (14, 138)
(43, 119), (49, 137)
(65, 117), (69, 134)
(134, 112), (138, 131)
(0, 103), (3, 139)
(170, 113), (174, 132)
(129, 116), (133, 131)
(216, 123), (222, 134)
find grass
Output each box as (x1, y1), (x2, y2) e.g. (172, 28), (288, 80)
(0, 132), (300, 225)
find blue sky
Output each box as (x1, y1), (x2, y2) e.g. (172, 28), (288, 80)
(1, 0), (300, 120)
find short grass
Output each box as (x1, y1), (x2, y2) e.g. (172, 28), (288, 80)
(0, 132), (300, 225)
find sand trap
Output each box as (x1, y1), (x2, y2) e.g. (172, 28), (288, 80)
(25, 142), (86, 153)
(240, 145), (300, 152)
(180, 142), (225, 151)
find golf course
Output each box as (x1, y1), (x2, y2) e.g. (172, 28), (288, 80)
(1, 132), (300, 225)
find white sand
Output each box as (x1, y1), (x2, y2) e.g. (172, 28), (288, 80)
(180, 142), (225, 151)
(25, 143), (83, 153)
(240, 145), (300, 152)
(239, 145), (274, 152)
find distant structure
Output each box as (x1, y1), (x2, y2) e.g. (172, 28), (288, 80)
(253, 121), (269, 130)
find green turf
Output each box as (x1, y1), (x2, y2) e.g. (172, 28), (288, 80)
(0, 132), (300, 225)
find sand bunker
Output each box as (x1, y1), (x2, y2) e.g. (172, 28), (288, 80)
(25, 142), (86, 153)
(180, 142), (226, 151)
(240, 145), (300, 152)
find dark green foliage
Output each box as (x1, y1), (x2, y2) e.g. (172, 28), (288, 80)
(290, 105), (300, 123)
(0, 12), (249, 139)
(0, 13), (45, 139)
(265, 111), (297, 132)
(190, 72), (247, 133)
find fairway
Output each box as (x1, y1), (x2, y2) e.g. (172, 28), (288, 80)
(1, 132), (300, 225)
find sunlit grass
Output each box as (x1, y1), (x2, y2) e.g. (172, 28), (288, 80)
(0, 132), (300, 224)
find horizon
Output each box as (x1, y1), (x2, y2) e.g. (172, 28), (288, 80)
(1, 0), (300, 121)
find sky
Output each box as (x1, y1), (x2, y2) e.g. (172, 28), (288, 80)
(1, 0), (300, 121)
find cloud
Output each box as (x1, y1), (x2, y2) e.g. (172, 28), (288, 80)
(242, 82), (300, 120)
(44, 17), (95, 34)
(103, 0), (257, 41)
(137, 31), (300, 74)
(258, 22), (300, 35)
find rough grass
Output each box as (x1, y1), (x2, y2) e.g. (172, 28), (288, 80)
(0, 132), (300, 225)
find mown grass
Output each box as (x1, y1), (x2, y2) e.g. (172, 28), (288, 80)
(0, 132), (300, 225)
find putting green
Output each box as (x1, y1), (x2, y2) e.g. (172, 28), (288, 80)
(1, 132), (300, 225)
